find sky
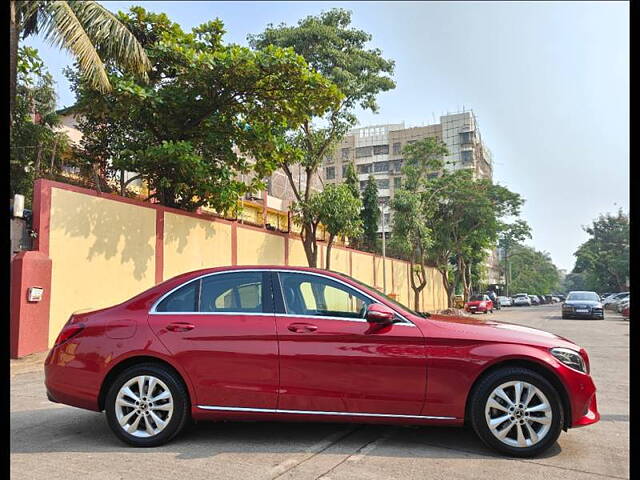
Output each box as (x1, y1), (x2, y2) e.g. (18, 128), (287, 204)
(23, 1), (629, 272)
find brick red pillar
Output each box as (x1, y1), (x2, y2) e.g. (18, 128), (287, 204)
(10, 251), (52, 358)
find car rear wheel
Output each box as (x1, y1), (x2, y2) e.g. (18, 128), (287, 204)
(105, 363), (189, 447)
(469, 367), (563, 457)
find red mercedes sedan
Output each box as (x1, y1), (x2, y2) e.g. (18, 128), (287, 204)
(45, 266), (599, 457)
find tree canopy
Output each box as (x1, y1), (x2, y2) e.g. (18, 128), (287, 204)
(421, 170), (526, 306)
(249, 8), (395, 266)
(508, 244), (561, 295)
(67, 7), (341, 211)
(10, 46), (72, 205)
(389, 137), (448, 310)
(361, 175), (381, 253)
(571, 210), (629, 292)
(10, 0), (151, 125)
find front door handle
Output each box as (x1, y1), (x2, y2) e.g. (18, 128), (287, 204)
(287, 322), (318, 333)
(166, 322), (195, 332)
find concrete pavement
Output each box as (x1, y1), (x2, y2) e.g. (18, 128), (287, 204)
(10, 304), (629, 479)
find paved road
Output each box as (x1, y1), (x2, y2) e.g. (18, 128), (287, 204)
(11, 304), (629, 480)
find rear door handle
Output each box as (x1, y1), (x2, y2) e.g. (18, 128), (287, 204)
(287, 322), (318, 333)
(166, 322), (195, 332)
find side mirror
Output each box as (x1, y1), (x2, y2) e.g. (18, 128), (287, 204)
(366, 303), (395, 325)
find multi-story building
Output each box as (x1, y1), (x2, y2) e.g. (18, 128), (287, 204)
(323, 111), (493, 234)
(322, 110), (499, 285)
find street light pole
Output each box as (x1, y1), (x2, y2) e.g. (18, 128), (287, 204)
(380, 203), (387, 293)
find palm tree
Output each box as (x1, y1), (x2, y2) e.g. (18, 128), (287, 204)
(10, 0), (151, 125)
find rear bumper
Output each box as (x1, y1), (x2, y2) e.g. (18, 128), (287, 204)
(44, 346), (101, 412)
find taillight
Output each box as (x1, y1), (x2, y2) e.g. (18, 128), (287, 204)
(54, 323), (85, 347)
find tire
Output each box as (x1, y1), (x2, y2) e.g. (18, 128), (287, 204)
(469, 367), (563, 457)
(105, 363), (190, 447)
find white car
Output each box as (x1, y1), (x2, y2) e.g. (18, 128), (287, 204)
(512, 293), (531, 306)
(604, 292), (629, 310)
(617, 297), (630, 313)
(497, 296), (512, 306)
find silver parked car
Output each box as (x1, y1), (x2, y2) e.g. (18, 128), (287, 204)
(512, 293), (531, 306)
(603, 292), (629, 310)
(497, 295), (512, 306)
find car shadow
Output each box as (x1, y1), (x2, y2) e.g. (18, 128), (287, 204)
(10, 407), (562, 460)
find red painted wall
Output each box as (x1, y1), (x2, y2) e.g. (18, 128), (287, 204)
(10, 251), (52, 358)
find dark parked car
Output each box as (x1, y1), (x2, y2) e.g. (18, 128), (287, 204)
(45, 265), (599, 457)
(562, 291), (604, 320)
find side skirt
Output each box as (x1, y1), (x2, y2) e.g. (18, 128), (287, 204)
(193, 405), (458, 423)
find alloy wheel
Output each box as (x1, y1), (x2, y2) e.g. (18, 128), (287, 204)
(115, 375), (174, 438)
(484, 380), (552, 448)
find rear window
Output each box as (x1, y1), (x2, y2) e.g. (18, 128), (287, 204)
(155, 282), (198, 312)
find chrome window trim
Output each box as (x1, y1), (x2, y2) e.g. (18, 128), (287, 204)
(196, 404), (456, 420)
(148, 268), (415, 326)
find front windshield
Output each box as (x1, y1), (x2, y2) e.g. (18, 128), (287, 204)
(338, 272), (424, 317)
(567, 292), (600, 301)
(469, 295), (484, 301)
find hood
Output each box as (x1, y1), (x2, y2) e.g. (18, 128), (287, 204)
(421, 313), (579, 350)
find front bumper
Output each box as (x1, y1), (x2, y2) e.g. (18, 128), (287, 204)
(555, 363), (600, 428)
(465, 306), (487, 313)
(563, 307), (604, 318)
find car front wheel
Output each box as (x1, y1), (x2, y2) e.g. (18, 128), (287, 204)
(105, 363), (189, 447)
(469, 367), (563, 457)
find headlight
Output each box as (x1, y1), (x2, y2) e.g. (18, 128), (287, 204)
(479, 302), (486, 307)
(550, 347), (587, 373)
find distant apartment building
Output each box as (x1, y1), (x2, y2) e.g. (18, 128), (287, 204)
(322, 110), (500, 285)
(322, 112), (493, 231)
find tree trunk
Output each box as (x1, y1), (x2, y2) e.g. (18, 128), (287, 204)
(409, 258), (427, 312)
(439, 266), (455, 308)
(325, 234), (334, 270)
(10, 0), (18, 129)
(301, 223), (318, 268)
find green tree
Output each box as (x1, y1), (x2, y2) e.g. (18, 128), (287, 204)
(317, 184), (363, 269)
(249, 8), (395, 267)
(344, 161), (360, 199)
(571, 210), (629, 292)
(389, 137), (448, 310)
(361, 176), (381, 253)
(423, 170), (526, 306)
(562, 272), (587, 293)
(497, 219), (532, 296)
(10, 0), (150, 126)
(508, 244), (560, 295)
(342, 160), (362, 248)
(292, 184), (363, 270)
(68, 7), (340, 211)
(10, 46), (71, 205)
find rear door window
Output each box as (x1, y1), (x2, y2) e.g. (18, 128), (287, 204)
(200, 272), (265, 313)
